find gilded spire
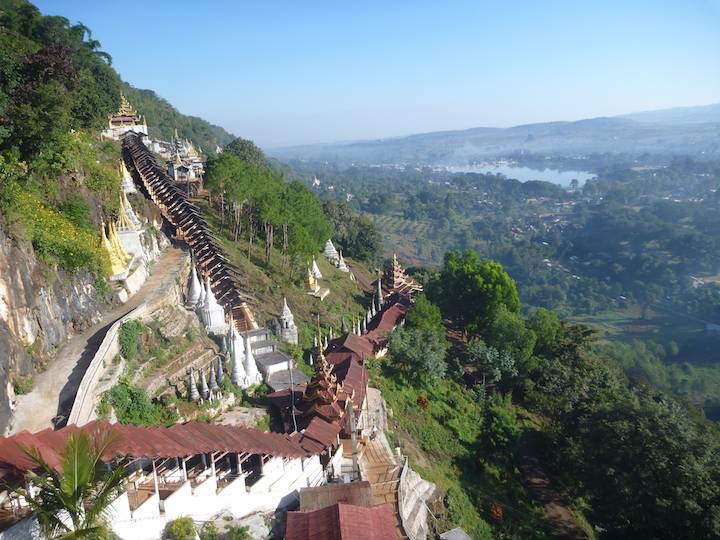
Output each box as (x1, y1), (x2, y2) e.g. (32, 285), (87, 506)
(101, 220), (126, 276)
(117, 195), (134, 230)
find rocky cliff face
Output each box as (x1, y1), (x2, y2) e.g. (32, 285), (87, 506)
(0, 222), (106, 432)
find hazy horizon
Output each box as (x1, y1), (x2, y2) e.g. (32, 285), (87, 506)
(35, 0), (720, 147)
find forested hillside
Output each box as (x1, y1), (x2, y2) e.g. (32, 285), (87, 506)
(0, 0), (231, 275)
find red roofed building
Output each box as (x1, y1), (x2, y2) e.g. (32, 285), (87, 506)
(0, 421), (325, 539)
(286, 502), (399, 540)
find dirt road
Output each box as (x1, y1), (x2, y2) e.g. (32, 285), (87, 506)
(515, 432), (589, 539)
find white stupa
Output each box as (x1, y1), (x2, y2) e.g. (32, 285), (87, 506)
(322, 239), (340, 263)
(243, 332), (262, 385)
(120, 160), (137, 194)
(311, 257), (323, 280)
(187, 264), (202, 307)
(278, 297), (298, 345)
(337, 250), (350, 272)
(231, 322), (249, 388)
(200, 277), (225, 331)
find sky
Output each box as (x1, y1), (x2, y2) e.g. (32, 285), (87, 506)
(35, 0), (720, 148)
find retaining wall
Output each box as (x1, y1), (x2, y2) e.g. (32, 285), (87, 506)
(398, 457), (435, 540)
(67, 262), (184, 426)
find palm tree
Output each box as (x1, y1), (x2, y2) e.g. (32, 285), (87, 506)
(17, 428), (127, 539)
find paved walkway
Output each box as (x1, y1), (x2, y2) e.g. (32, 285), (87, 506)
(359, 437), (407, 540)
(9, 247), (185, 434)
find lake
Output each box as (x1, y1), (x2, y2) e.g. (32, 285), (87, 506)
(446, 164), (596, 187)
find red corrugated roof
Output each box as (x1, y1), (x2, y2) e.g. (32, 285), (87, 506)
(293, 417), (340, 454)
(286, 502), (399, 540)
(0, 421), (310, 477)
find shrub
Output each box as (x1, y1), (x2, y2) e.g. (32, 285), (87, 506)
(164, 517), (196, 540)
(4, 186), (109, 273)
(60, 195), (93, 230)
(13, 375), (34, 395)
(100, 380), (171, 426)
(119, 320), (144, 360)
(199, 522), (219, 540)
(225, 525), (251, 540)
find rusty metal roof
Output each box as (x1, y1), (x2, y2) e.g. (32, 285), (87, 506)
(0, 421), (310, 478)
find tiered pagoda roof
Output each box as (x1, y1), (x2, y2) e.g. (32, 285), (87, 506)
(109, 94), (142, 127)
(383, 253), (423, 298)
(297, 347), (346, 426)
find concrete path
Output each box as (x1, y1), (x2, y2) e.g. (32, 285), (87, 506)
(9, 247), (185, 434)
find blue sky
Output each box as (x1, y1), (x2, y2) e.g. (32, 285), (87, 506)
(35, 1), (720, 147)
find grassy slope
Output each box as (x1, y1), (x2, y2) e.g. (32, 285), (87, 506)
(199, 201), (370, 346)
(370, 361), (550, 539)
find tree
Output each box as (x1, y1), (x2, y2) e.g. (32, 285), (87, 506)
(405, 294), (445, 340)
(527, 308), (562, 358)
(388, 326), (448, 383)
(223, 137), (267, 168)
(484, 305), (537, 370)
(164, 517), (197, 540)
(556, 388), (720, 539)
(480, 393), (520, 462)
(466, 339), (517, 386)
(430, 250), (519, 335)
(17, 428), (127, 539)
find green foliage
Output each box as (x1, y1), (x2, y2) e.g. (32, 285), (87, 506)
(0, 0), (123, 158)
(118, 320), (144, 361)
(205, 152), (330, 262)
(163, 517), (196, 540)
(99, 380), (173, 426)
(60, 195), (93, 231)
(430, 250), (520, 335)
(484, 305), (537, 370)
(405, 294), (445, 340)
(199, 522), (219, 540)
(322, 199), (381, 263)
(553, 387), (720, 539)
(17, 428), (127, 539)
(13, 374), (34, 395)
(224, 137), (267, 167)
(255, 415), (271, 431)
(0, 179), (109, 273)
(466, 339), (517, 384)
(224, 525), (251, 540)
(388, 326), (447, 384)
(480, 393), (520, 461)
(527, 308), (562, 358)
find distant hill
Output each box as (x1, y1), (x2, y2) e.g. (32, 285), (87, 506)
(269, 105), (720, 165)
(621, 102), (720, 124)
